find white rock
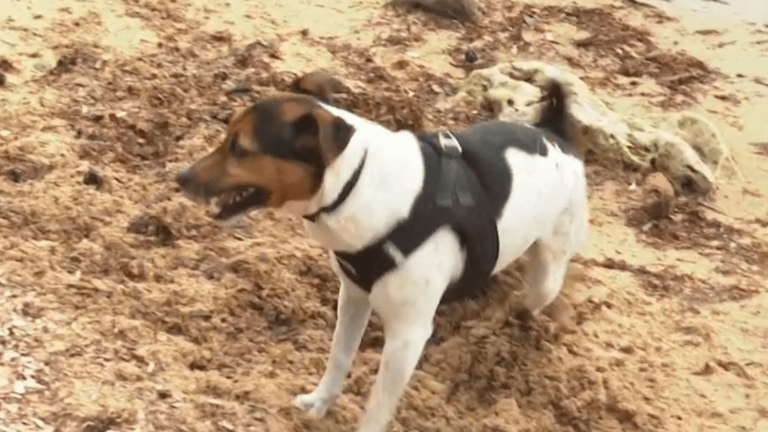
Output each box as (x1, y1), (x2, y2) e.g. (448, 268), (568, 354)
(1, 350), (20, 363)
(457, 60), (726, 194)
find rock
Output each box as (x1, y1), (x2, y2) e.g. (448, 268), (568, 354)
(289, 69), (347, 103)
(479, 418), (515, 432)
(218, 420), (235, 431)
(619, 344), (637, 355)
(641, 172), (676, 220)
(464, 49), (478, 64)
(457, 61), (723, 194)
(31, 418), (52, 431)
(539, 341), (555, 354)
(127, 214), (176, 245)
(82, 169), (103, 189)
(225, 81), (252, 95)
(156, 386), (172, 399)
(390, 0), (485, 24)
(2, 350), (20, 363)
(649, 111), (743, 182)
(21, 378), (44, 391)
(457, 64), (542, 120)
(421, 379), (446, 395)
(493, 397), (521, 417)
(7, 168), (24, 183)
(20, 301), (43, 319)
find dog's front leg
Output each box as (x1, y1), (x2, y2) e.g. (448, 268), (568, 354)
(293, 276), (372, 417)
(356, 308), (434, 432)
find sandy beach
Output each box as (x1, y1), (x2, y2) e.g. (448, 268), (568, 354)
(1, 0), (767, 431)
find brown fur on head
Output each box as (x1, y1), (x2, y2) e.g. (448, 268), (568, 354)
(175, 93), (355, 221)
(289, 70), (347, 104)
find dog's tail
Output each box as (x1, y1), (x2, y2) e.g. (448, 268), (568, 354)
(533, 80), (570, 142)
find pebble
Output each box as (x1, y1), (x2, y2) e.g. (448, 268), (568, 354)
(539, 341), (555, 354)
(32, 418), (52, 431)
(642, 172), (675, 220)
(2, 350), (20, 363)
(619, 344), (636, 355)
(523, 14), (539, 26)
(82, 169), (103, 189)
(464, 49), (478, 64)
(218, 421), (235, 431)
(421, 379), (446, 395)
(225, 82), (251, 95)
(156, 386), (172, 399)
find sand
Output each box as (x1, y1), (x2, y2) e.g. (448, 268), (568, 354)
(1, 0), (767, 431)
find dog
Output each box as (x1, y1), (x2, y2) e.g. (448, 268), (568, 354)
(175, 71), (589, 432)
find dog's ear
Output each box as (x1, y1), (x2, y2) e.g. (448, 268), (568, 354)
(228, 106), (250, 127)
(289, 70), (347, 104)
(226, 106), (258, 150)
(293, 109), (354, 163)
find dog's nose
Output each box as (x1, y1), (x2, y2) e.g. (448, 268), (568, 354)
(175, 169), (192, 188)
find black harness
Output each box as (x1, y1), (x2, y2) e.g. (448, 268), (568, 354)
(303, 151), (369, 223)
(303, 131), (500, 304)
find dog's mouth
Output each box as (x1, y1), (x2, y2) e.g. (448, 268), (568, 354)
(211, 186), (271, 221)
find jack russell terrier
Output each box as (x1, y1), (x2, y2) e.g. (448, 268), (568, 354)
(176, 70), (589, 432)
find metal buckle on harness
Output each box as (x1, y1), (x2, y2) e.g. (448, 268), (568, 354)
(437, 131), (462, 157)
(434, 130), (475, 208)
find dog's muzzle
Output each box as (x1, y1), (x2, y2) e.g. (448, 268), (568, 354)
(174, 168), (271, 221)
(175, 168), (212, 203)
(175, 168), (194, 190)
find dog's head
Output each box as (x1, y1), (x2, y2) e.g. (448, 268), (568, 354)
(175, 75), (353, 222)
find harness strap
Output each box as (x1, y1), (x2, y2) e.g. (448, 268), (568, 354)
(433, 131), (476, 208)
(334, 131), (480, 292)
(303, 150), (368, 223)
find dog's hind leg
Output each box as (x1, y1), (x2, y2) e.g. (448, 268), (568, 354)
(522, 239), (570, 315)
(293, 271), (372, 418)
(523, 196), (588, 315)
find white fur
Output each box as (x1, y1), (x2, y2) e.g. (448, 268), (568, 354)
(288, 103), (589, 432)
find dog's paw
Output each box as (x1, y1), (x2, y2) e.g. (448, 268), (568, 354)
(292, 391), (336, 418)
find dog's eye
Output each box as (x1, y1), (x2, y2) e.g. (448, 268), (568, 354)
(229, 140), (243, 158)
